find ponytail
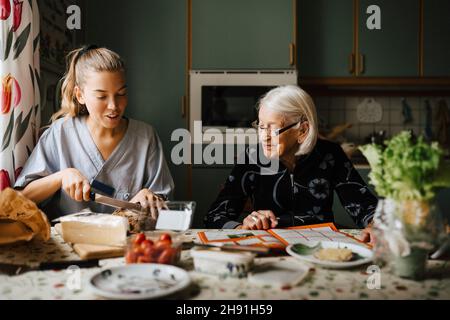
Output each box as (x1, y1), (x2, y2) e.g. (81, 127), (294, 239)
(51, 48), (85, 122)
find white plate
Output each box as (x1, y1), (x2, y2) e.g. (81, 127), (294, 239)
(88, 264), (191, 299)
(286, 241), (373, 269)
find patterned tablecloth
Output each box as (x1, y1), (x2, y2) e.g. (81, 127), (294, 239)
(0, 229), (449, 300)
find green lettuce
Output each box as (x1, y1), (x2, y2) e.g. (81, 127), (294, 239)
(359, 131), (450, 201)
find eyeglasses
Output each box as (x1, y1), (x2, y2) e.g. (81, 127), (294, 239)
(251, 120), (301, 137)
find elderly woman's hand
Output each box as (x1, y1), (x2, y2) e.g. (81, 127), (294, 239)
(130, 189), (167, 221)
(240, 210), (278, 230)
(359, 222), (375, 245)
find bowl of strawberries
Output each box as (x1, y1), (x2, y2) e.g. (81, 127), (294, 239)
(125, 232), (182, 265)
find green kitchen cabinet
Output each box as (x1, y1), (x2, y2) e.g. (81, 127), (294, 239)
(191, 165), (232, 228)
(192, 0), (295, 70)
(297, 0), (421, 78)
(358, 0), (420, 77)
(85, 0), (189, 201)
(423, 0), (450, 77)
(436, 188), (450, 225)
(190, 143), (247, 228)
(297, 0), (354, 77)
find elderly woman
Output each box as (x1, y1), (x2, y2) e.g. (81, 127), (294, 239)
(204, 85), (377, 242)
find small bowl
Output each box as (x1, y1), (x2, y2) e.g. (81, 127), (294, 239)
(190, 247), (255, 278)
(125, 233), (182, 266)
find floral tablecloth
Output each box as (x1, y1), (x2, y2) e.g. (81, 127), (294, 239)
(0, 229), (449, 300)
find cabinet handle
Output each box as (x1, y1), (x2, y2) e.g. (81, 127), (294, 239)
(359, 53), (365, 74)
(181, 95), (187, 118)
(289, 43), (295, 66)
(349, 53), (355, 74)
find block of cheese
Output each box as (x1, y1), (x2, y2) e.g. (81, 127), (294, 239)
(60, 213), (129, 247)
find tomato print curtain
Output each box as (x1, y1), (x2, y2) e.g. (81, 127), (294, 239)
(0, 0), (40, 190)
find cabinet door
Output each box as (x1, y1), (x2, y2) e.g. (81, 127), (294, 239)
(358, 0), (420, 77)
(423, 0), (450, 77)
(297, 0), (354, 77)
(192, 0), (294, 69)
(191, 166), (232, 228)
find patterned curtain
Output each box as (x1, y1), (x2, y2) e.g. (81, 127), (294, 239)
(0, 0), (40, 190)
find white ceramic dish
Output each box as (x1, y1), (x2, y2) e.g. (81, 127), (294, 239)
(88, 264), (191, 299)
(286, 241), (373, 269)
(190, 247), (255, 278)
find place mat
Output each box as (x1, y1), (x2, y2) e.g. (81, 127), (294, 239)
(0, 227), (81, 268)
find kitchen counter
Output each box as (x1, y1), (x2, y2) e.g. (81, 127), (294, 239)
(0, 229), (449, 300)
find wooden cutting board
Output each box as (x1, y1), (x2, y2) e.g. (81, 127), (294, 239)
(72, 243), (124, 260)
(54, 224), (125, 260)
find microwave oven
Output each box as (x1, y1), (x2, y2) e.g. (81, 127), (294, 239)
(189, 70), (297, 143)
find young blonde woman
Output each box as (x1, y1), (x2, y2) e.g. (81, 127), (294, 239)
(15, 45), (174, 221)
(205, 85), (377, 243)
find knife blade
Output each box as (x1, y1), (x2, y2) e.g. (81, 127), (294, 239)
(89, 192), (143, 212)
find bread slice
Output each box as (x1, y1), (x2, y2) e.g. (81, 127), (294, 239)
(314, 247), (353, 262)
(0, 188), (51, 243)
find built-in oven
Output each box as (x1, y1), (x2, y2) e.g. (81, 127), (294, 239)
(189, 70), (297, 143)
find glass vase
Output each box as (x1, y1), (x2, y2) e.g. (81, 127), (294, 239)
(372, 198), (446, 280)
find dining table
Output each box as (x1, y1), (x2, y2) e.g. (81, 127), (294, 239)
(0, 228), (449, 300)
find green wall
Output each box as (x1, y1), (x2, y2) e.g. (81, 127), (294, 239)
(85, 0), (188, 201)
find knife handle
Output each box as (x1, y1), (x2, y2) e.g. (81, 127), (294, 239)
(91, 179), (115, 196)
(89, 192), (96, 202)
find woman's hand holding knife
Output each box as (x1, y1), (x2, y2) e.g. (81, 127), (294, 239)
(61, 174), (168, 222)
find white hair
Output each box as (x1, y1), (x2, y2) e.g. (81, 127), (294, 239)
(257, 85), (318, 156)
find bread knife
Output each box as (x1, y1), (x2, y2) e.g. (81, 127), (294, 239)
(89, 192), (143, 212)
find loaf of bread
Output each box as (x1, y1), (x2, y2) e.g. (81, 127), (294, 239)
(0, 188), (51, 245)
(112, 208), (155, 233)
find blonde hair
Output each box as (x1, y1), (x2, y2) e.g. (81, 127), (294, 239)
(257, 85), (318, 156)
(51, 46), (125, 122)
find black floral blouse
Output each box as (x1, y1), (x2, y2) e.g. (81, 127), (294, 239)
(204, 139), (378, 229)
